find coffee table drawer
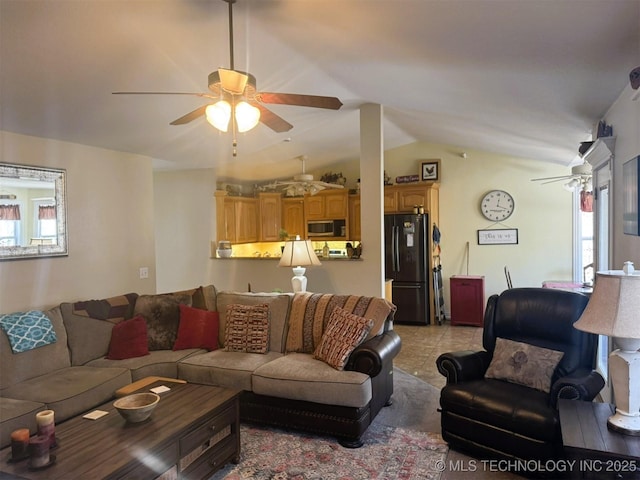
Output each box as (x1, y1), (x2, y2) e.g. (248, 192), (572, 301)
(180, 403), (235, 454)
(180, 433), (238, 480)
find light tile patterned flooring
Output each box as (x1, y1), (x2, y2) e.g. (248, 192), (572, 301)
(393, 322), (484, 389)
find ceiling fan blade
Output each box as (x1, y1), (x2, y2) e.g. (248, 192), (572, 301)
(249, 101), (293, 132)
(112, 91), (217, 100)
(317, 181), (344, 189)
(256, 92), (343, 110)
(530, 174), (573, 182)
(170, 105), (209, 125)
(541, 177), (576, 185)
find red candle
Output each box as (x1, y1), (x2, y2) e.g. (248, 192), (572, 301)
(28, 435), (50, 468)
(10, 428), (29, 460)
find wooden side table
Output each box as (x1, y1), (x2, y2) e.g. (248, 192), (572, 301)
(559, 399), (640, 479)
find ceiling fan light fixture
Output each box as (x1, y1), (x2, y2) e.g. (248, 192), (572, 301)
(563, 178), (581, 191)
(206, 101), (231, 132)
(235, 101), (261, 132)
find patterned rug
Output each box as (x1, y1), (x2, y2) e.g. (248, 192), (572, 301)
(210, 421), (448, 480)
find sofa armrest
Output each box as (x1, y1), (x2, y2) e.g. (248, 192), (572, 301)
(436, 350), (492, 384)
(549, 368), (605, 408)
(345, 330), (401, 377)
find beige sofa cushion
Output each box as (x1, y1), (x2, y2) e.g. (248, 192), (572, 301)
(87, 349), (204, 381)
(252, 353), (372, 408)
(216, 292), (292, 353)
(178, 350), (283, 391)
(1, 366), (131, 422)
(60, 303), (115, 365)
(286, 293), (395, 353)
(0, 307), (70, 389)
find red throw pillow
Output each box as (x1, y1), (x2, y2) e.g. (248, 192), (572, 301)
(173, 305), (219, 351)
(106, 315), (149, 360)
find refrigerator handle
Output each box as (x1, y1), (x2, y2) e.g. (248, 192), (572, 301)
(394, 226), (400, 272)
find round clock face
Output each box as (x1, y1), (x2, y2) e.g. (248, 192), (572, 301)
(480, 190), (515, 221)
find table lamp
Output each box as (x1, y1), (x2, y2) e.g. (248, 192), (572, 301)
(278, 235), (321, 292)
(573, 268), (640, 435)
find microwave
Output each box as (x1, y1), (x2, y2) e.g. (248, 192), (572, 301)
(307, 219), (346, 237)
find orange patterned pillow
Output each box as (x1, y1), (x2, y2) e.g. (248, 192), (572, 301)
(313, 306), (373, 370)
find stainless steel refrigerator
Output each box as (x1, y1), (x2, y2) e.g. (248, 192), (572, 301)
(384, 213), (430, 324)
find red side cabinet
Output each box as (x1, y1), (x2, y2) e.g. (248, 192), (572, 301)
(450, 275), (485, 326)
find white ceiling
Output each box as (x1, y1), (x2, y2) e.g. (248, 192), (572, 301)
(1, 0), (638, 181)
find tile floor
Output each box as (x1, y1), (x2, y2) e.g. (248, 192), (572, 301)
(393, 321), (523, 480)
(393, 321), (484, 390)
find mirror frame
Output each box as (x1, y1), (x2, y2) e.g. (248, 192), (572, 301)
(0, 163), (68, 260)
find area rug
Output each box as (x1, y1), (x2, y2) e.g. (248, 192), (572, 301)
(210, 420), (448, 480)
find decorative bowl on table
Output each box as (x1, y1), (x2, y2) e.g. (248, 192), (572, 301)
(113, 393), (160, 423)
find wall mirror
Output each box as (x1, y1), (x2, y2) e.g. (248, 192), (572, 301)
(0, 163), (68, 260)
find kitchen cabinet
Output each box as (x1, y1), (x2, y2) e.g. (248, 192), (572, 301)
(450, 275), (485, 326)
(282, 197), (305, 239)
(304, 190), (348, 220)
(348, 194), (361, 241)
(215, 191), (258, 244)
(258, 193), (282, 242)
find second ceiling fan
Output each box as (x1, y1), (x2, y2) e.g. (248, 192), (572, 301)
(114, 0), (343, 155)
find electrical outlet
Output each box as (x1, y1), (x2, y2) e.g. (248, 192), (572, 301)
(139, 267), (149, 279)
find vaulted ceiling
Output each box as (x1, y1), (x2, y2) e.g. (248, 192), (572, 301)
(1, 0), (638, 181)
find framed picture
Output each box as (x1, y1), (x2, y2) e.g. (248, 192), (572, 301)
(623, 155), (639, 236)
(420, 160), (440, 181)
(477, 228), (519, 245)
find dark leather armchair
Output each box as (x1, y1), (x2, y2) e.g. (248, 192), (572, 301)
(436, 287), (604, 462)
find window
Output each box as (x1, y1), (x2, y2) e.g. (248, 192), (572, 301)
(33, 200), (57, 242)
(0, 203), (21, 246)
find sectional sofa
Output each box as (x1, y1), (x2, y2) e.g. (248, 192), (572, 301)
(0, 285), (401, 449)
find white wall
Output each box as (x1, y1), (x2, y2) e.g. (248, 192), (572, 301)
(605, 85), (640, 268)
(153, 169), (218, 292)
(0, 131), (156, 312)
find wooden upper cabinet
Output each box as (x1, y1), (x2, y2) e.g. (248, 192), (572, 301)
(258, 193), (282, 242)
(304, 190), (348, 220)
(233, 197), (258, 244)
(282, 197), (305, 239)
(384, 183), (439, 214)
(214, 191), (258, 244)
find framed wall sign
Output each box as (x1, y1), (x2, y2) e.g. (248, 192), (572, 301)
(623, 155), (639, 236)
(420, 160), (440, 181)
(477, 228), (519, 245)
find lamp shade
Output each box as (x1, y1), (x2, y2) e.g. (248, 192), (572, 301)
(278, 236), (321, 268)
(574, 271), (640, 339)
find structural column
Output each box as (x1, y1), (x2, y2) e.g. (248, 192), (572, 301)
(359, 103), (385, 298)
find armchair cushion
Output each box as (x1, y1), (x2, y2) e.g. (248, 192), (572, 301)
(484, 338), (564, 393)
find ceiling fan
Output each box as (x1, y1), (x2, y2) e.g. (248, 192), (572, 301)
(531, 161), (593, 191)
(266, 156), (345, 196)
(113, 0), (343, 156)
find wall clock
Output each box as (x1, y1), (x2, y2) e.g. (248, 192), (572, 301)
(480, 190), (515, 222)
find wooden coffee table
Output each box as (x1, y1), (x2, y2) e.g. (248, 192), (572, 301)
(1, 381), (241, 479)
